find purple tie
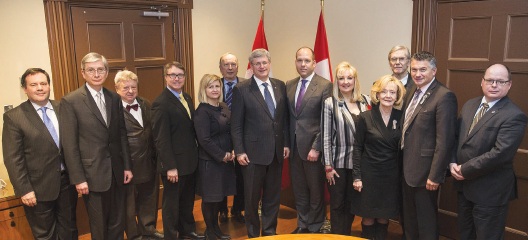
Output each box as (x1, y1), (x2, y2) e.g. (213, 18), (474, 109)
(295, 79), (308, 113)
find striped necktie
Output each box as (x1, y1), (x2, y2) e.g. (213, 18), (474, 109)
(225, 82), (234, 109)
(468, 102), (489, 134)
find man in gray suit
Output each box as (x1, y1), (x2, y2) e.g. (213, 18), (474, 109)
(286, 47), (332, 234)
(450, 64), (527, 239)
(231, 48), (290, 238)
(61, 52), (133, 240)
(114, 70), (163, 240)
(3, 68), (78, 240)
(400, 51), (457, 240)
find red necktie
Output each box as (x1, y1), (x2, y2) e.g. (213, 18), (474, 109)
(126, 104), (139, 112)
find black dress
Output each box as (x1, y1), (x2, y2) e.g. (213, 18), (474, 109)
(350, 104), (402, 218)
(194, 102), (236, 202)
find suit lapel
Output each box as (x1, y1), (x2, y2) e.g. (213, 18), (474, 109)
(465, 97), (507, 140)
(103, 88), (112, 127)
(407, 81), (437, 126)
(82, 86), (108, 128)
(287, 77), (300, 116)
(250, 78), (273, 119)
(298, 77), (318, 114)
(165, 88), (191, 120)
(21, 101), (59, 149)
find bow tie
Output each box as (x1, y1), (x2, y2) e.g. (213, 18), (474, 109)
(126, 104), (139, 112)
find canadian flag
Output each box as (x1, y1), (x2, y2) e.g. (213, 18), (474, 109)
(245, 15), (271, 79)
(314, 10), (332, 81)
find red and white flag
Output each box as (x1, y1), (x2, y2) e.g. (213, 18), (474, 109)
(245, 15), (271, 79)
(314, 10), (332, 81)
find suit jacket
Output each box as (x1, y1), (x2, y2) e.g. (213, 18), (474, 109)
(286, 74), (332, 159)
(455, 96), (527, 206)
(403, 74), (415, 99)
(401, 80), (457, 187)
(151, 88), (198, 176)
(231, 77), (289, 165)
(2, 100), (63, 201)
(60, 85), (131, 192)
(123, 97), (156, 184)
(222, 77), (247, 101)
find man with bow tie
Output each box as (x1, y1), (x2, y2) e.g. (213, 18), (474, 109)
(114, 70), (163, 240)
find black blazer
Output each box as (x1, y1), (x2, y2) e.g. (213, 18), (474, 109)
(455, 96), (527, 206)
(61, 86), (131, 192)
(151, 88), (198, 176)
(3, 100), (63, 201)
(194, 102), (232, 162)
(231, 77), (289, 165)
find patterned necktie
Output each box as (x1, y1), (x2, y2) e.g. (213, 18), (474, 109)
(179, 95), (191, 118)
(401, 89), (422, 149)
(468, 102), (489, 134)
(295, 79), (308, 114)
(262, 82), (275, 118)
(40, 107), (59, 147)
(225, 82), (234, 110)
(96, 92), (107, 125)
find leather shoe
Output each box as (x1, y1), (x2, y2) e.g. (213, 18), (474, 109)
(150, 231), (164, 239)
(231, 211), (245, 223)
(179, 231), (205, 239)
(218, 211), (228, 223)
(211, 227), (230, 240)
(291, 227), (310, 234)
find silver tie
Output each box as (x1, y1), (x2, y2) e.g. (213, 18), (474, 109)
(96, 92), (107, 125)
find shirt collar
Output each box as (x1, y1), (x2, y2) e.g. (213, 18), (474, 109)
(167, 86), (183, 99)
(31, 100), (53, 111)
(122, 98), (139, 108)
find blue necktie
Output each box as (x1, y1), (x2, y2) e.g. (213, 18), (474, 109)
(40, 107), (59, 148)
(225, 82), (234, 109)
(262, 82), (275, 118)
(296, 79), (308, 113)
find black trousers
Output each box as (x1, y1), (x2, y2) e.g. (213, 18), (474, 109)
(23, 172), (78, 240)
(457, 192), (509, 240)
(83, 175), (126, 240)
(242, 157), (282, 238)
(402, 181), (439, 240)
(161, 173), (197, 240)
(125, 177), (160, 239)
(328, 168), (355, 235)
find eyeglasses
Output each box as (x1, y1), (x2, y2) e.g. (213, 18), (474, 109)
(84, 68), (107, 75)
(483, 78), (510, 86)
(390, 57), (408, 63)
(166, 73), (185, 79)
(251, 61), (269, 67)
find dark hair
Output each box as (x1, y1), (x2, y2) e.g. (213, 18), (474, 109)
(163, 61), (185, 76)
(20, 68), (50, 88)
(411, 51), (437, 68)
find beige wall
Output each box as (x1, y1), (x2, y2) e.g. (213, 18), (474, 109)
(192, 0), (413, 97)
(0, 0), (412, 183)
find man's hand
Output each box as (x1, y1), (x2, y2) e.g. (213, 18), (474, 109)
(306, 149), (320, 161)
(167, 168), (178, 183)
(449, 163), (465, 181)
(21, 191), (37, 207)
(283, 147), (290, 159)
(76, 182), (89, 195)
(237, 153), (250, 166)
(124, 170), (133, 184)
(353, 180), (363, 192)
(426, 179), (439, 191)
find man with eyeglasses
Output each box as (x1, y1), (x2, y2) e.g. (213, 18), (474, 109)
(231, 48), (290, 238)
(450, 64), (527, 240)
(61, 52), (133, 240)
(151, 62), (204, 239)
(388, 45), (414, 101)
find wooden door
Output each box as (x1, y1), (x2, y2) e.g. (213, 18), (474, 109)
(70, 6), (176, 102)
(415, 0), (528, 239)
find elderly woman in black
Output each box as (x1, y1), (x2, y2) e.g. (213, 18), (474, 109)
(321, 62), (370, 235)
(351, 75), (406, 239)
(194, 74), (235, 240)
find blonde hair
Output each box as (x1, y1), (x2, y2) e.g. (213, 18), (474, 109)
(114, 70), (138, 85)
(370, 75), (406, 107)
(333, 61), (363, 103)
(197, 74), (223, 103)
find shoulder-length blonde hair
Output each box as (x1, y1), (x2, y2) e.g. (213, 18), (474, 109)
(333, 61), (363, 103)
(370, 75), (406, 107)
(197, 74), (223, 103)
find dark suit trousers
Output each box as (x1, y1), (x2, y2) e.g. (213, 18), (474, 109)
(328, 168), (355, 235)
(219, 159), (245, 214)
(242, 156), (282, 238)
(23, 172), (78, 240)
(83, 175), (125, 240)
(457, 192), (508, 240)
(161, 172), (197, 239)
(125, 177), (160, 239)
(290, 144), (325, 232)
(402, 181), (439, 240)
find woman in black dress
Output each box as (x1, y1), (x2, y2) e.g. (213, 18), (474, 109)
(352, 75), (406, 239)
(194, 74), (235, 240)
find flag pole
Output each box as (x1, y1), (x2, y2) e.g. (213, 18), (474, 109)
(261, 0), (265, 20)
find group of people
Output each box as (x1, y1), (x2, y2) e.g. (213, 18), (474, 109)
(2, 45), (526, 240)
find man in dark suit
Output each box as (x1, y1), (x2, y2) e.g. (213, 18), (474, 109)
(114, 70), (163, 240)
(61, 52), (133, 240)
(3, 68), (78, 240)
(286, 47), (332, 234)
(217, 52), (246, 224)
(231, 48), (290, 238)
(450, 64), (527, 240)
(388, 45), (415, 98)
(151, 61), (204, 240)
(400, 51), (457, 240)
